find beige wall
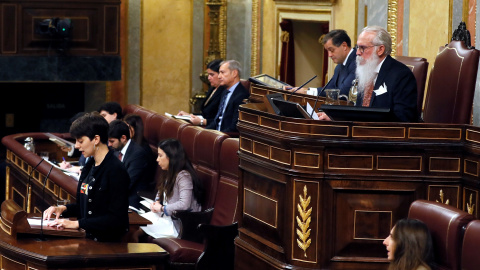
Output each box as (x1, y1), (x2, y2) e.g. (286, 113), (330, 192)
(141, 1), (192, 114)
(409, 0), (450, 72)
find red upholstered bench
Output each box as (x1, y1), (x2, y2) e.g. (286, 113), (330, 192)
(153, 138), (240, 270)
(408, 200), (474, 270)
(461, 220), (480, 270)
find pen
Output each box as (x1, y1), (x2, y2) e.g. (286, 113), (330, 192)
(62, 157), (66, 162)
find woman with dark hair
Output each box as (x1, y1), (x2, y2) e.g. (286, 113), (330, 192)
(383, 218), (434, 270)
(123, 113), (151, 154)
(43, 112), (130, 242)
(178, 59), (225, 126)
(133, 138), (203, 240)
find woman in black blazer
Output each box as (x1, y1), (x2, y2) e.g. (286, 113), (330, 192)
(43, 112), (130, 242)
(178, 59), (225, 127)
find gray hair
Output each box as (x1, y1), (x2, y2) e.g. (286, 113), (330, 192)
(361, 25), (392, 56)
(221, 60), (242, 78)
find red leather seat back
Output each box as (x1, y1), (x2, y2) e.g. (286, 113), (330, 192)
(423, 41), (479, 124)
(408, 200), (474, 270)
(395, 56), (429, 115)
(179, 126), (203, 167)
(144, 114), (167, 151)
(210, 138), (239, 226)
(159, 117), (190, 141)
(194, 129), (228, 209)
(461, 220), (480, 270)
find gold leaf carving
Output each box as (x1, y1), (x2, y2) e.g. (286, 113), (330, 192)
(296, 185), (312, 258)
(467, 193), (475, 215)
(436, 189), (450, 205)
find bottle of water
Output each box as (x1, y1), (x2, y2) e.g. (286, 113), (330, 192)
(348, 79), (358, 105)
(24, 137), (35, 153)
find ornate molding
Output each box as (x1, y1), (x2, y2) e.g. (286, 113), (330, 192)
(387, 0), (398, 57)
(436, 189), (450, 205)
(296, 185), (312, 257)
(250, 0), (259, 76)
(205, 0), (226, 63)
(467, 193), (475, 215)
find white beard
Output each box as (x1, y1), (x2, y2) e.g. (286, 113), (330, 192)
(355, 53), (381, 93)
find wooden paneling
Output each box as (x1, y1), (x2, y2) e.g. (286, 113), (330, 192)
(235, 102), (480, 270)
(0, 0), (120, 56)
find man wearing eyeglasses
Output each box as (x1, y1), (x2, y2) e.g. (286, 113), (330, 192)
(285, 29), (356, 97)
(354, 26), (417, 122)
(318, 26), (418, 122)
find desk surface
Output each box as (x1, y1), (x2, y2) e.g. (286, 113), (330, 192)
(0, 230), (166, 268)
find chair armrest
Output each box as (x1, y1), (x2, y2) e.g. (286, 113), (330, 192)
(173, 208), (214, 243)
(196, 222), (238, 270)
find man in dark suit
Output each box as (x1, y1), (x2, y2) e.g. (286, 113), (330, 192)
(206, 60), (250, 133)
(108, 120), (155, 209)
(286, 29), (356, 96)
(318, 26), (417, 122)
(354, 26), (417, 122)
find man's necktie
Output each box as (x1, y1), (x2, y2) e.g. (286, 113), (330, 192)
(214, 90), (230, 130)
(362, 82), (374, 107)
(118, 152), (123, 161)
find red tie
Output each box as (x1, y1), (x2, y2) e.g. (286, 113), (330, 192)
(362, 83), (374, 107)
(118, 152), (123, 161)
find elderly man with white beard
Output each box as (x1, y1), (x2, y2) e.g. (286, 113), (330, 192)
(318, 26), (418, 122)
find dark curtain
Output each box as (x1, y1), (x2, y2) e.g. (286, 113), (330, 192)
(279, 19), (295, 86)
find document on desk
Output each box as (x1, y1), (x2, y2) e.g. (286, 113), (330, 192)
(306, 102), (319, 120)
(27, 217), (55, 226)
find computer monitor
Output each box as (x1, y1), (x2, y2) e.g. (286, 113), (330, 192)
(272, 98), (312, 119)
(320, 105), (396, 122)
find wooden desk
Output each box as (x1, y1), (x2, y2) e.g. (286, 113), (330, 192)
(1, 133), (166, 269)
(234, 102), (480, 270)
(0, 230), (167, 269)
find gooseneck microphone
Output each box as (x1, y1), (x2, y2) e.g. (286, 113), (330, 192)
(286, 75), (318, 101)
(310, 76), (334, 118)
(38, 164), (54, 241)
(27, 159), (45, 213)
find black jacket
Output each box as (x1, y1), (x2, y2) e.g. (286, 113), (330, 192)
(63, 149), (130, 242)
(206, 82), (250, 132)
(201, 86), (225, 125)
(356, 55), (418, 122)
(121, 141), (155, 208)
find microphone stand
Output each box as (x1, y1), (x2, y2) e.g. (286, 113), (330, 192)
(310, 76), (335, 118)
(27, 159), (44, 213)
(286, 75), (318, 101)
(37, 165), (54, 242)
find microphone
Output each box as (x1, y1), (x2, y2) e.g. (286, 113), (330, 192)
(38, 164), (54, 242)
(286, 75), (318, 101)
(27, 159), (45, 213)
(310, 76), (335, 118)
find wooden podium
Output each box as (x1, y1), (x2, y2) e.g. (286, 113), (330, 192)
(234, 101), (480, 270)
(0, 199), (85, 239)
(0, 199), (167, 270)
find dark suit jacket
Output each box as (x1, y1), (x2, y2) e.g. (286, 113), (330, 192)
(206, 82), (250, 133)
(356, 55), (418, 122)
(63, 150), (130, 242)
(201, 86), (225, 125)
(320, 48), (357, 96)
(121, 141), (155, 208)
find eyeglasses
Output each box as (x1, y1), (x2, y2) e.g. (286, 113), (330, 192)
(355, 44), (377, 54)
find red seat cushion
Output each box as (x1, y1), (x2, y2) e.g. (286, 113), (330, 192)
(152, 237), (204, 263)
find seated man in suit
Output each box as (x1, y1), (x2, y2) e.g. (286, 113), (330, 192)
(205, 60), (250, 133)
(318, 26), (418, 122)
(286, 29), (356, 96)
(98, 102), (123, 124)
(108, 120), (155, 209)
